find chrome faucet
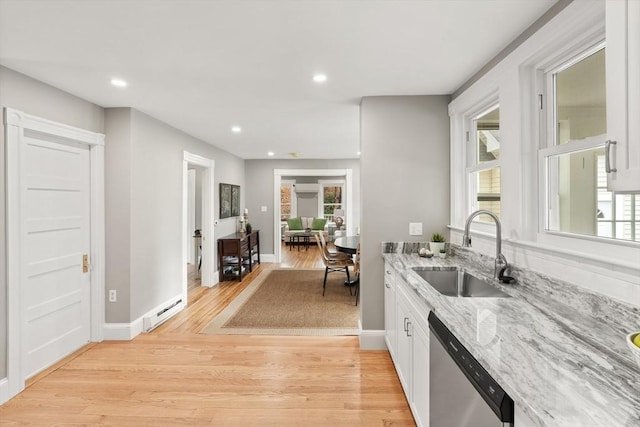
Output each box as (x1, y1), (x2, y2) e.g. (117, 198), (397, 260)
(463, 210), (508, 280)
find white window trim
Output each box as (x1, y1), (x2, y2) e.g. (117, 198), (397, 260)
(317, 179), (345, 220)
(463, 97), (502, 236)
(450, 0), (639, 279)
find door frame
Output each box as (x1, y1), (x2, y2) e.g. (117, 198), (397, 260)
(273, 168), (353, 263)
(182, 151), (215, 297)
(3, 108), (105, 403)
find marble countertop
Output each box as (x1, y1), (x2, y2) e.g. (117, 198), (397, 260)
(383, 251), (640, 427)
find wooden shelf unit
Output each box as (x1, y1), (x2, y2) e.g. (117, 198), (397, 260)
(217, 230), (260, 282)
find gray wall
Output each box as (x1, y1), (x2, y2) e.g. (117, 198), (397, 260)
(244, 159), (360, 254)
(360, 95), (450, 331)
(0, 66), (105, 379)
(105, 108), (245, 322)
(297, 193), (318, 217)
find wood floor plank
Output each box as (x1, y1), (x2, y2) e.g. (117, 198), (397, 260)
(0, 247), (414, 426)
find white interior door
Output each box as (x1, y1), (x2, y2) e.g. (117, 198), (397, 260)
(21, 134), (91, 379)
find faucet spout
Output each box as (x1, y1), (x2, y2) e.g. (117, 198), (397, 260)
(462, 210), (508, 280)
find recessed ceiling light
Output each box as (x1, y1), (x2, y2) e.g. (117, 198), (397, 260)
(110, 78), (127, 88)
(267, 151), (274, 157)
(313, 74), (327, 83)
(231, 126), (242, 133)
(357, 151), (361, 156)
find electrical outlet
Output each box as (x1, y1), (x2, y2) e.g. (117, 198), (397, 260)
(109, 290), (117, 302)
(261, 206), (267, 212)
(409, 222), (423, 236)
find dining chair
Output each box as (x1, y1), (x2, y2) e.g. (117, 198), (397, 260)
(315, 235), (354, 296)
(318, 231), (351, 260)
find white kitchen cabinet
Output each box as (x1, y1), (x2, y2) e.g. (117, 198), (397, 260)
(395, 288), (412, 395)
(515, 404), (538, 427)
(384, 264), (397, 360)
(390, 274), (430, 427)
(411, 316), (430, 427)
(606, 0), (640, 192)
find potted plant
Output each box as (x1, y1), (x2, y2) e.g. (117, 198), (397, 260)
(438, 248), (447, 259)
(430, 233), (446, 254)
(245, 222), (252, 233)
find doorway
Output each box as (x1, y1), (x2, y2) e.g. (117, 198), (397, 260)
(182, 152), (215, 304)
(273, 169), (354, 263)
(4, 107), (105, 403)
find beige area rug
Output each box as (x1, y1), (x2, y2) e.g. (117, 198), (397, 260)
(201, 268), (360, 336)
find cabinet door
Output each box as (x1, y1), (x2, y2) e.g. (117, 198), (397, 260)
(606, 0), (640, 191)
(515, 404), (538, 427)
(384, 266), (397, 359)
(411, 318), (430, 427)
(395, 290), (412, 397)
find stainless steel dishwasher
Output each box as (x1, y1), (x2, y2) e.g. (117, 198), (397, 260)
(429, 312), (514, 427)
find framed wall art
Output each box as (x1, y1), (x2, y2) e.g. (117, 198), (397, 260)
(220, 183), (240, 219)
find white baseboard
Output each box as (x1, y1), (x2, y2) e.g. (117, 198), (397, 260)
(261, 254), (275, 263)
(359, 329), (387, 350)
(103, 318), (143, 340)
(207, 271), (220, 287)
(0, 378), (9, 405)
(104, 294), (185, 340)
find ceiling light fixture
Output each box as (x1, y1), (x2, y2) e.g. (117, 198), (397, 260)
(110, 78), (127, 88)
(357, 151), (361, 156)
(231, 126), (242, 133)
(313, 74), (327, 83)
(267, 151), (274, 157)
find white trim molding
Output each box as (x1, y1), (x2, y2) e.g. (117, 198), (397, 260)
(358, 330), (387, 350)
(3, 107), (105, 404)
(182, 151), (215, 303)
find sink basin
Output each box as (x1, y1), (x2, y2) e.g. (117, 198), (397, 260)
(412, 268), (510, 298)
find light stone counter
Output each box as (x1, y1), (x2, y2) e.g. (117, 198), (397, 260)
(382, 244), (640, 427)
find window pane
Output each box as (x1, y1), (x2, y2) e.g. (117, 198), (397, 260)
(473, 167), (500, 222)
(475, 107), (500, 163)
(280, 186), (291, 204)
(597, 221), (613, 238)
(323, 186), (342, 204)
(555, 49), (606, 145)
(615, 222), (632, 240)
(548, 147), (639, 242)
(548, 147), (602, 235)
(615, 194), (633, 221)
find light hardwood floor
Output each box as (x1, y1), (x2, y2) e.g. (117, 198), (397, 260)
(0, 243), (414, 426)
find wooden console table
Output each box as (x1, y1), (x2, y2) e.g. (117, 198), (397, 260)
(217, 230), (260, 282)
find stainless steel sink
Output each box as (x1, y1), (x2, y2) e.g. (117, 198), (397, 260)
(412, 268), (511, 298)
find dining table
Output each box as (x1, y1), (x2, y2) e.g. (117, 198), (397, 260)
(333, 235), (359, 255)
(333, 236), (360, 293)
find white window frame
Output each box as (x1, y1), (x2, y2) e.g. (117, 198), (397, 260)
(464, 97), (502, 234)
(318, 179), (345, 220)
(538, 41), (613, 238)
(280, 179), (297, 221)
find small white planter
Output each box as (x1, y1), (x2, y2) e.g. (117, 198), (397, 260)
(438, 251), (446, 259)
(430, 242), (446, 253)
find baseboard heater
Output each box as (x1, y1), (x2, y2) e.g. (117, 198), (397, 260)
(143, 298), (183, 332)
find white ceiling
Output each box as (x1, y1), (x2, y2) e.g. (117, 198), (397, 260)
(0, 0), (556, 159)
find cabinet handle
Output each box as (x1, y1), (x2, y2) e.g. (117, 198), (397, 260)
(406, 321), (412, 337)
(605, 140), (617, 173)
(403, 317), (409, 332)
